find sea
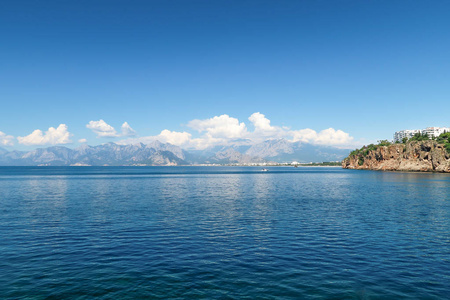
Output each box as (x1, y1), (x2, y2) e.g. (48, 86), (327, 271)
(0, 166), (449, 299)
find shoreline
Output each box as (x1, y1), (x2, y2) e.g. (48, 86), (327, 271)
(0, 164), (343, 168)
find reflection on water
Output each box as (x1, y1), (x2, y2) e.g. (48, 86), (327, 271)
(0, 167), (449, 299)
(22, 177), (69, 228)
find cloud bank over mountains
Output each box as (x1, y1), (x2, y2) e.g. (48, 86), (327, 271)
(0, 131), (15, 146)
(2, 112), (358, 149)
(119, 112), (356, 149)
(17, 124), (72, 146)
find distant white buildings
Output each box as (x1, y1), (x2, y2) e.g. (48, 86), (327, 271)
(422, 127), (450, 138)
(394, 129), (422, 143)
(394, 127), (450, 142)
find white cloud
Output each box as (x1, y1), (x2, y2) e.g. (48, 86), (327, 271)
(78, 138), (87, 143)
(118, 112), (357, 150)
(315, 128), (354, 145)
(158, 129), (191, 146)
(17, 124), (72, 146)
(0, 131), (14, 146)
(248, 112), (288, 141)
(121, 122), (136, 136)
(188, 114), (247, 139)
(291, 128), (318, 143)
(86, 120), (137, 138)
(291, 127), (354, 146)
(249, 112), (275, 132)
(86, 120), (118, 137)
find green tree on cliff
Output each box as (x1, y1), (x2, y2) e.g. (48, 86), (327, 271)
(436, 132), (450, 143)
(377, 140), (392, 146)
(436, 132), (450, 153)
(409, 133), (430, 141)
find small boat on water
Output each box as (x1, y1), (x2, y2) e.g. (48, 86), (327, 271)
(261, 168), (269, 172)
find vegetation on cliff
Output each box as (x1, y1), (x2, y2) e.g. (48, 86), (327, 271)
(400, 132), (450, 151)
(349, 133), (450, 165)
(342, 133), (450, 172)
(348, 140), (393, 166)
(436, 132), (450, 152)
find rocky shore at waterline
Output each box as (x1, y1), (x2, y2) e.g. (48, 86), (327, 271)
(342, 140), (450, 173)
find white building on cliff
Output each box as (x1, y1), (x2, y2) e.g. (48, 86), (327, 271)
(394, 127), (450, 142)
(394, 129), (422, 142)
(422, 127), (450, 138)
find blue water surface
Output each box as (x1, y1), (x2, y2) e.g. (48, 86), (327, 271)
(0, 166), (449, 299)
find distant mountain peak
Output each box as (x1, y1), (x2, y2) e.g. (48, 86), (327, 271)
(0, 139), (351, 166)
(245, 138), (295, 158)
(208, 148), (266, 164)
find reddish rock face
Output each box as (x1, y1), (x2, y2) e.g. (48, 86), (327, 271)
(342, 141), (450, 173)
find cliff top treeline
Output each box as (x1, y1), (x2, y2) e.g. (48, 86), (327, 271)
(342, 132), (450, 172)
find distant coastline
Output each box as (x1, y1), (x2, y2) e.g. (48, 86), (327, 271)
(0, 163), (342, 168)
(0, 140), (348, 167)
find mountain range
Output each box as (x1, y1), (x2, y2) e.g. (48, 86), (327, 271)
(0, 139), (351, 166)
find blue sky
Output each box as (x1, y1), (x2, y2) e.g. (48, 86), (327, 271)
(1, 0), (449, 150)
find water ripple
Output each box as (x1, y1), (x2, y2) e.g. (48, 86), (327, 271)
(0, 167), (449, 299)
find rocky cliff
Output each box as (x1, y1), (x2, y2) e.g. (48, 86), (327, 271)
(342, 141), (450, 172)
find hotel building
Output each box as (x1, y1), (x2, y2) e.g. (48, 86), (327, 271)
(393, 127), (450, 142)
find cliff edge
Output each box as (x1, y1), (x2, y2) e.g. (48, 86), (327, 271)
(342, 140), (450, 172)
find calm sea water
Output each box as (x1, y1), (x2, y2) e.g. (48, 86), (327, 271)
(0, 166), (449, 299)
